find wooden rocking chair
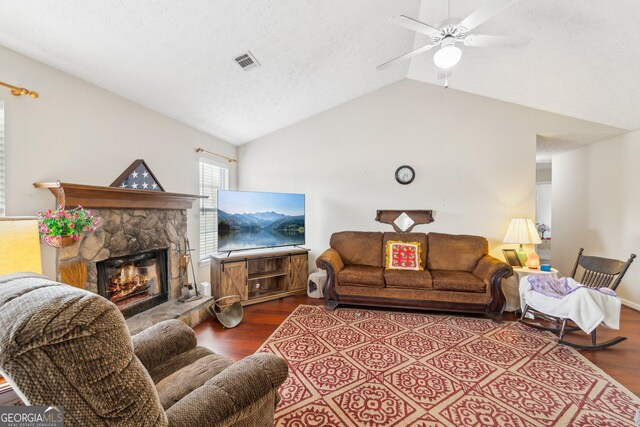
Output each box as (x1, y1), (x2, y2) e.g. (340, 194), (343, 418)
(520, 248), (635, 350)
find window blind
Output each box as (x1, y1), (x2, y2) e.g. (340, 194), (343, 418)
(0, 102), (5, 217)
(199, 159), (228, 259)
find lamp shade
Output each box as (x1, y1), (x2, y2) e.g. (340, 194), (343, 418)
(503, 218), (542, 245)
(0, 217), (43, 275)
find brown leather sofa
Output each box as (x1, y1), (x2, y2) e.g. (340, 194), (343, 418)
(316, 231), (513, 321)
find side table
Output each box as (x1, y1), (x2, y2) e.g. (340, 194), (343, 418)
(502, 267), (559, 312)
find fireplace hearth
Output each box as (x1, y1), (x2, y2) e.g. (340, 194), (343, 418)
(97, 249), (168, 318)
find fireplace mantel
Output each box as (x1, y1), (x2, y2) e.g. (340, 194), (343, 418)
(34, 182), (205, 210)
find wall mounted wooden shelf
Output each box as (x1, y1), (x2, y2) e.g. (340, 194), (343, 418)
(375, 209), (434, 232)
(33, 182), (205, 210)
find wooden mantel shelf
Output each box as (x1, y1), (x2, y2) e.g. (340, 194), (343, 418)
(34, 182), (205, 210)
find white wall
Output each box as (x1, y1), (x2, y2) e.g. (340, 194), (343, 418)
(536, 164), (552, 183)
(0, 45), (237, 282)
(238, 79), (617, 266)
(553, 129), (640, 307)
(536, 183), (552, 236)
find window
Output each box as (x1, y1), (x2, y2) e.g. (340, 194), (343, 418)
(199, 159), (228, 259)
(0, 101), (4, 216)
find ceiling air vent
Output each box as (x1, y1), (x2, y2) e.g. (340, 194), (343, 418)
(234, 51), (260, 71)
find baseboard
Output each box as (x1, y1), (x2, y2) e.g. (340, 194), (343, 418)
(621, 298), (640, 312)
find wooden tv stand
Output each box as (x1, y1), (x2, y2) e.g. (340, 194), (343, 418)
(211, 247), (309, 306)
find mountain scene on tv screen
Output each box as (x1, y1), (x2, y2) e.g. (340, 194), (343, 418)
(218, 209), (305, 251)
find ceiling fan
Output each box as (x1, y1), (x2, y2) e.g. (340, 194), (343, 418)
(377, 0), (530, 86)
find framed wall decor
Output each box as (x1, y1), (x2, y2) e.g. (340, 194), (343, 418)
(111, 159), (165, 191)
(502, 249), (523, 267)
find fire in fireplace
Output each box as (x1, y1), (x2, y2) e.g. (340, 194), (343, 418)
(97, 249), (168, 318)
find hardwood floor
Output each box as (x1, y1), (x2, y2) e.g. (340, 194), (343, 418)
(194, 295), (640, 396)
(194, 296), (324, 359)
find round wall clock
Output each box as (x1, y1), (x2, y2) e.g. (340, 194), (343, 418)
(395, 165), (415, 185)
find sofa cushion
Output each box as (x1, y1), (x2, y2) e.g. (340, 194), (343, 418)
(384, 269), (433, 289)
(147, 346), (215, 384)
(338, 265), (385, 287)
(431, 270), (486, 293)
(427, 232), (488, 272)
(331, 231), (383, 267)
(383, 232), (428, 267)
(156, 352), (234, 410)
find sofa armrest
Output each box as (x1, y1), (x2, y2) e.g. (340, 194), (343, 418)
(473, 255), (513, 320)
(165, 353), (288, 427)
(316, 248), (344, 309)
(316, 248), (344, 273)
(473, 255), (513, 286)
(131, 319), (197, 372)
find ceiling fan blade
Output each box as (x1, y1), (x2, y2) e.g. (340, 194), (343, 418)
(376, 43), (437, 70)
(390, 15), (440, 36)
(459, 0), (518, 33)
(464, 34), (531, 48)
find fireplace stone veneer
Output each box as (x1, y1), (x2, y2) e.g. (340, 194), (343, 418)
(57, 208), (187, 302)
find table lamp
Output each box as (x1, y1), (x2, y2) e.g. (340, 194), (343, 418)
(503, 218), (542, 269)
(0, 217), (43, 275)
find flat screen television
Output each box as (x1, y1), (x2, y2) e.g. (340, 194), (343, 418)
(217, 190), (305, 252)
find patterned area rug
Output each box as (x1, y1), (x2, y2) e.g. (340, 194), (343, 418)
(259, 305), (640, 426)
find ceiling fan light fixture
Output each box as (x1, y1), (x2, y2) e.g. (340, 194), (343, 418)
(433, 37), (461, 69)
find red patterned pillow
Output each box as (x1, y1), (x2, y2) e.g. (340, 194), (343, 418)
(385, 241), (422, 270)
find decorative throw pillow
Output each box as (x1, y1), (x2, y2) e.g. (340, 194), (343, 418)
(385, 241), (423, 270)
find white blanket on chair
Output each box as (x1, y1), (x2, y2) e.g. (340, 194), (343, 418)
(519, 275), (621, 334)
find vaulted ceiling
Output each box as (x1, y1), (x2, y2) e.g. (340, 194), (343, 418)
(407, 0), (640, 133)
(0, 1), (638, 145)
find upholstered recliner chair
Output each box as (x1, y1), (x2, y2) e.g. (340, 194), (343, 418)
(0, 274), (288, 426)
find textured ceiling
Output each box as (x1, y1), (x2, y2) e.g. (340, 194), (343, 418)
(0, 0), (418, 144)
(1, 1), (638, 145)
(536, 132), (621, 163)
(408, 0), (640, 132)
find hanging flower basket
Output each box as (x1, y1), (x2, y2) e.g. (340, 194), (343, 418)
(42, 235), (81, 248)
(38, 205), (99, 248)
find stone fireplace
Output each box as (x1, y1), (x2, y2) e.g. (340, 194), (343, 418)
(96, 248), (168, 318)
(38, 181), (209, 333)
(57, 208), (187, 310)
